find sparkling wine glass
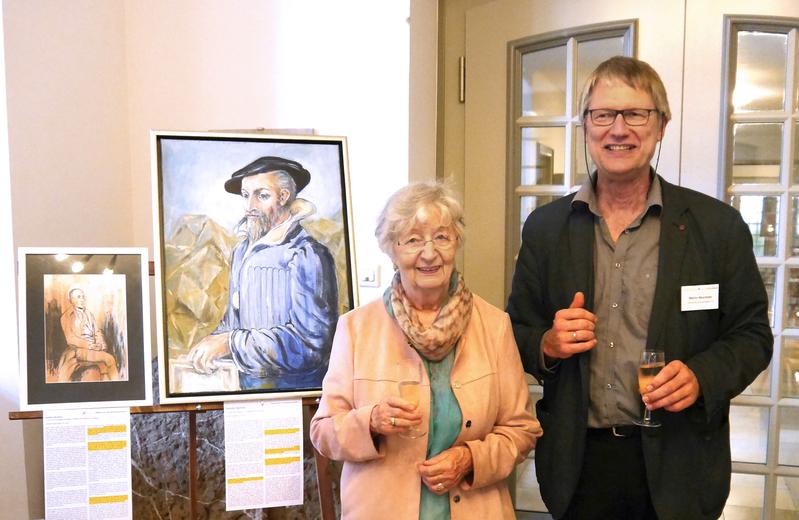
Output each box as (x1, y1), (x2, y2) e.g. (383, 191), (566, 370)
(633, 349), (665, 428)
(398, 361), (426, 438)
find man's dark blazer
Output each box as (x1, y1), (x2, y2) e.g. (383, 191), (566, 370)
(506, 175), (773, 520)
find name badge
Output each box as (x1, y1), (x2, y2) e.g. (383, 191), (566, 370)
(681, 284), (719, 311)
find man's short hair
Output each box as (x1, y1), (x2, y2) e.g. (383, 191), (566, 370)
(580, 56), (671, 123)
(269, 170), (298, 203)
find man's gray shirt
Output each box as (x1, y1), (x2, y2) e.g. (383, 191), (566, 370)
(573, 175), (662, 428)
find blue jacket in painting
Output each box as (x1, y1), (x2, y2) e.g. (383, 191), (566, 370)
(214, 205), (339, 391)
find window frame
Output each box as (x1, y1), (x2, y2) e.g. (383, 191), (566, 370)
(720, 15), (799, 519)
(504, 20), (637, 298)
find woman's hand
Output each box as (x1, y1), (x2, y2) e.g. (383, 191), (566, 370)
(418, 446), (473, 494)
(369, 396), (422, 436)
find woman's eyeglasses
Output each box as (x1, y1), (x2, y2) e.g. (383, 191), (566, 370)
(396, 234), (455, 254)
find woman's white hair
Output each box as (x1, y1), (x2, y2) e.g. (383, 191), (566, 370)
(374, 181), (465, 255)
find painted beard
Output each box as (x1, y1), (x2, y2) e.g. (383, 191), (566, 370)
(240, 210), (276, 243)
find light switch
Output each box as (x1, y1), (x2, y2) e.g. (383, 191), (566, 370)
(359, 266), (380, 287)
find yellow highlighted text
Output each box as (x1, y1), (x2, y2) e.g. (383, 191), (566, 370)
(89, 495), (128, 505)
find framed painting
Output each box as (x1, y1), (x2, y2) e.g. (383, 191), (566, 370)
(17, 247), (152, 410)
(151, 131), (357, 403)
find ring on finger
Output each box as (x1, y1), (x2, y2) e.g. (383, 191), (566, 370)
(436, 483), (444, 492)
(390, 416), (396, 427)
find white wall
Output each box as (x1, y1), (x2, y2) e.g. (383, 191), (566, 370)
(2, 1), (411, 515)
(4, 1), (132, 247)
(124, 0), (409, 300)
(0, 3), (30, 518)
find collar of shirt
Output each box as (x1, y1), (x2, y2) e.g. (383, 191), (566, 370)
(571, 170), (664, 221)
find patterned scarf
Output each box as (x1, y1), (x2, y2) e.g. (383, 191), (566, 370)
(385, 270), (473, 361)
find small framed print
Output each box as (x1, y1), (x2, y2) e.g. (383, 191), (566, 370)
(151, 131), (357, 403)
(17, 248), (152, 410)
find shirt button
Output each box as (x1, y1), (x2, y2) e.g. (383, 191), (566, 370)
(611, 302), (619, 308)
(465, 420), (472, 428)
(606, 383), (613, 389)
(453, 495), (461, 503)
(454, 381), (461, 389)
(614, 262), (621, 269)
(609, 342), (615, 348)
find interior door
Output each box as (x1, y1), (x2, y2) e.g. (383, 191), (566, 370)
(461, 0), (686, 307)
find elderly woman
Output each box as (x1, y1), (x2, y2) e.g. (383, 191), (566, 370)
(311, 182), (541, 519)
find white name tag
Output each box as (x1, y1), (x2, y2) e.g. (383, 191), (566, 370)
(681, 284), (719, 311)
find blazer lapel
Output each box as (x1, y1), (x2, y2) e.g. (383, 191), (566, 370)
(568, 201), (595, 310)
(647, 177), (690, 349)
(568, 201), (595, 410)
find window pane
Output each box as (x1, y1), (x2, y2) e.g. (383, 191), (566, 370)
(776, 476), (799, 516)
(521, 127), (566, 185)
(779, 406), (799, 466)
(521, 45), (566, 117)
(576, 37), (625, 103)
(732, 123), (782, 184)
(574, 125), (594, 186)
(742, 367), (771, 397)
(734, 31), (787, 112)
(723, 473), (764, 520)
(787, 278), (799, 329)
(730, 405), (769, 463)
(520, 196), (556, 232)
(760, 267), (777, 328)
(794, 123), (799, 185)
(791, 196), (799, 256)
(729, 194), (780, 256)
(781, 336), (799, 398)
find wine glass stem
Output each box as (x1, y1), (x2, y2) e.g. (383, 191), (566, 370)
(642, 408), (652, 425)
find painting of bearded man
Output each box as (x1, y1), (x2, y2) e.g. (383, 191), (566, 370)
(187, 156), (338, 390)
(154, 133), (354, 401)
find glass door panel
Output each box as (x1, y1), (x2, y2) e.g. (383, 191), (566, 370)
(734, 31), (787, 113)
(521, 45), (567, 117)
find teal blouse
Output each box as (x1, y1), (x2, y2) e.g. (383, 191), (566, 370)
(419, 350), (463, 520)
(382, 283), (464, 520)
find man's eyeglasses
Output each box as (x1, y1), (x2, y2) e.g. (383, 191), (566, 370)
(584, 108), (659, 127)
(397, 233), (456, 254)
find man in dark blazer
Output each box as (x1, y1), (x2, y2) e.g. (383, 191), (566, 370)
(507, 56), (772, 520)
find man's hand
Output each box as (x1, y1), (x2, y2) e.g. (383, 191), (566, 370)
(187, 333), (232, 374)
(642, 360), (701, 412)
(93, 331), (107, 351)
(541, 292), (598, 360)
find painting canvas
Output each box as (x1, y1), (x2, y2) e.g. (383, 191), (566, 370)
(17, 248), (152, 410)
(152, 131), (357, 403)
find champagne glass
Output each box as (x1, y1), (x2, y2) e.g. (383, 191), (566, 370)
(398, 361), (426, 438)
(634, 349), (665, 428)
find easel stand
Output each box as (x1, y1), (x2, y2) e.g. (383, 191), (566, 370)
(9, 398), (336, 520)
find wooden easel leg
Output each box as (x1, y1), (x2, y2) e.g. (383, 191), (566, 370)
(189, 411), (198, 520)
(313, 446), (336, 520)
